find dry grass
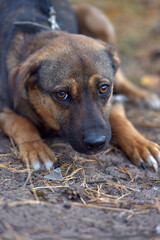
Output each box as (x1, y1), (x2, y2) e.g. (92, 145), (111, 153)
(0, 118), (158, 239)
(0, 161), (28, 173)
(0, 140), (159, 220)
(2, 161), (158, 223)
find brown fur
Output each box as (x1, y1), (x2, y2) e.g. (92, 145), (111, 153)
(110, 105), (160, 166)
(28, 84), (60, 130)
(0, 108), (56, 167)
(0, 2), (159, 171)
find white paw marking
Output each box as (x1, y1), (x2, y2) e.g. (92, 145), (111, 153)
(146, 95), (160, 109)
(112, 94), (129, 103)
(44, 160), (54, 170)
(157, 154), (160, 164)
(32, 161), (41, 170)
(146, 156), (158, 172)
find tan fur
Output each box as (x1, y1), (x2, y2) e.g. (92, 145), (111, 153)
(70, 79), (79, 98)
(28, 84), (60, 130)
(110, 104), (160, 166)
(0, 108), (56, 166)
(88, 74), (101, 91)
(54, 78), (79, 99)
(88, 74), (110, 87)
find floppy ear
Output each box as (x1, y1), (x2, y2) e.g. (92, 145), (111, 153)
(9, 60), (39, 108)
(105, 43), (120, 73)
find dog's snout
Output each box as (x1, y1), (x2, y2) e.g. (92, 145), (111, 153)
(84, 135), (106, 151)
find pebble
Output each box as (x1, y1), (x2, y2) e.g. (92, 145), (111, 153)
(44, 168), (63, 180)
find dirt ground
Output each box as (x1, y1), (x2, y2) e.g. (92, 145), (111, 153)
(0, 0), (160, 240)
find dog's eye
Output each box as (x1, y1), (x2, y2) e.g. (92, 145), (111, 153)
(99, 84), (110, 95)
(55, 90), (68, 100)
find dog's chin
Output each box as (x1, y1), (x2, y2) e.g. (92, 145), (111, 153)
(70, 142), (109, 155)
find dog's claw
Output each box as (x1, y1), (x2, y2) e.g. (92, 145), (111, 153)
(146, 156), (158, 172)
(140, 161), (146, 170)
(157, 154), (160, 164)
(19, 141), (56, 170)
(124, 137), (160, 172)
(44, 160), (54, 171)
(31, 161), (41, 170)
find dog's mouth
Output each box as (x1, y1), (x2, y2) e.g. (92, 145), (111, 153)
(71, 140), (110, 155)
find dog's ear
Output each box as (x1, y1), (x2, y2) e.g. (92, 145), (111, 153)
(9, 60), (39, 108)
(105, 43), (120, 73)
(98, 40), (120, 73)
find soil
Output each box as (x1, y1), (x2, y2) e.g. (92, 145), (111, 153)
(0, 0), (160, 240)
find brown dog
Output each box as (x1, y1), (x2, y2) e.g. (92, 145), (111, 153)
(0, 0), (159, 171)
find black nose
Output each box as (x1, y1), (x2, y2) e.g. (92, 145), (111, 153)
(84, 135), (106, 151)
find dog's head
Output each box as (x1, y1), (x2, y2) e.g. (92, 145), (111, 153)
(10, 32), (119, 154)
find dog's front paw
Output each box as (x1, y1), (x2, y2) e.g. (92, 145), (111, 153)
(137, 91), (160, 109)
(125, 137), (160, 171)
(143, 93), (160, 109)
(19, 141), (56, 170)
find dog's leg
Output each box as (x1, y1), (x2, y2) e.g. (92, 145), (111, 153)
(114, 69), (160, 109)
(0, 108), (56, 170)
(72, 4), (116, 43)
(73, 4), (160, 109)
(110, 103), (160, 171)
